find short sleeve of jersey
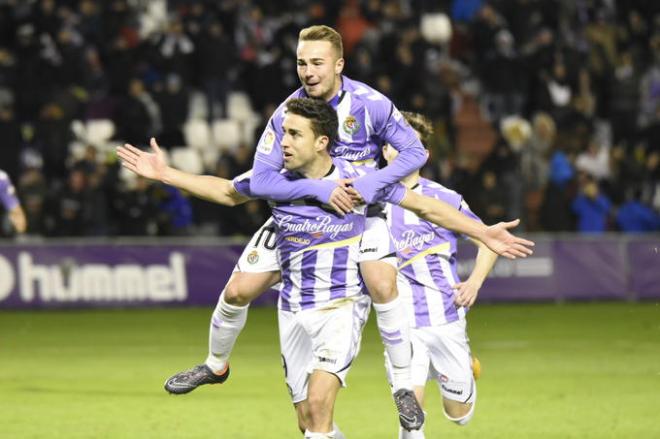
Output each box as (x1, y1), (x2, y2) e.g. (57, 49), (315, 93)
(0, 171), (19, 210)
(457, 198), (482, 224)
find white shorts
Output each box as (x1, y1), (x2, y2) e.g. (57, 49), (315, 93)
(235, 217), (279, 273)
(358, 216), (397, 266)
(279, 295), (371, 403)
(386, 318), (475, 404)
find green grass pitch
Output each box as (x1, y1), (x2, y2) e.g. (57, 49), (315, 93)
(1, 303), (659, 438)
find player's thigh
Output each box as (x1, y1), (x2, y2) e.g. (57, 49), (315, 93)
(226, 217), (281, 304)
(234, 217), (279, 273)
(424, 320), (475, 406)
(224, 270), (280, 305)
(306, 296), (371, 388)
(358, 216), (398, 303)
(279, 309), (314, 404)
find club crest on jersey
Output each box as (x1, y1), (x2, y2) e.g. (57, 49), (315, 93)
(342, 115), (361, 135)
(247, 250), (259, 264)
(257, 129), (275, 154)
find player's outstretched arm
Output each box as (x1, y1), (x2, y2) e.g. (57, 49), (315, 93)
(398, 189), (534, 259)
(116, 138), (250, 207)
(453, 239), (498, 307)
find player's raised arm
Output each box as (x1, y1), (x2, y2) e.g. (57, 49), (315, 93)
(351, 102), (427, 204)
(375, 183), (534, 259)
(116, 138), (249, 207)
(249, 116), (354, 214)
(400, 189), (533, 259)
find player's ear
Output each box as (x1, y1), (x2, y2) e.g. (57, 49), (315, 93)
(316, 135), (329, 152)
(335, 57), (344, 75)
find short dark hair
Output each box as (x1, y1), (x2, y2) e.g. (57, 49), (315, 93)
(401, 111), (434, 143)
(285, 98), (338, 145)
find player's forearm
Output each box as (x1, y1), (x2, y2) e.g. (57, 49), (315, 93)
(9, 206), (26, 233)
(162, 167), (249, 206)
(400, 190), (488, 240)
(467, 240), (498, 286)
(352, 143), (426, 199)
(249, 164), (335, 203)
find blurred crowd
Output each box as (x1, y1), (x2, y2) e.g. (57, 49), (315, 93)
(0, 0), (658, 237)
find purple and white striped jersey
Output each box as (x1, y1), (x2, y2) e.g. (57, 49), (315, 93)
(246, 75), (426, 203)
(0, 170), (19, 211)
(269, 158), (404, 312)
(385, 178), (482, 328)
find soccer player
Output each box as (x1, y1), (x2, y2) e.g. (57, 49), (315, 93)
(0, 169), (27, 234)
(117, 98), (533, 437)
(382, 112), (497, 438)
(241, 26), (431, 427)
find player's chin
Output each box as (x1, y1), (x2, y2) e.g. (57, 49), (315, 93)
(304, 85), (324, 98)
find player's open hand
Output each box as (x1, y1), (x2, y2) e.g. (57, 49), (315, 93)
(452, 279), (481, 307)
(116, 137), (168, 181)
(482, 219), (534, 259)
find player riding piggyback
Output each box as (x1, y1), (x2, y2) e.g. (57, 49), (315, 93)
(253, 75), (419, 178)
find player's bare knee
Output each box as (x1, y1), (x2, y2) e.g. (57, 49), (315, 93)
(443, 401), (474, 426)
(306, 393), (329, 415)
(224, 276), (253, 306)
(364, 272), (397, 303)
(305, 392), (333, 427)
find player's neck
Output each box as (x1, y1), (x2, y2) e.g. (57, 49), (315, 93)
(401, 172), (420, 188)
(300, 154), (334, 179)
(323, 75), (343, 102)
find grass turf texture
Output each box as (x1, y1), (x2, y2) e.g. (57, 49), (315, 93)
(1, 303), (659, 438)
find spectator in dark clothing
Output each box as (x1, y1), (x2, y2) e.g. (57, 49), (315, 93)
(157, 184), (194, 236)
(104, 33), (138, 95)
(154, 73), (189, 146)
(472, 171), (509, 225)
(195, 21), (236, 121)
(572, 175), (612, 233)
(114, 78), (161, 143)
(45, 167), (94, 236)
(482, 29), (525, 121)
(35, 102), (74, 180)
(540, 149), (576, 231)
(113, 176), (160, 236)
(17, 166), (48, 235)
(0, 105), (22, 181)
(608, 50), (641, 144)
(156, 18), (195, 85)
(616, 198), (660, 232)
(55, 28), (86, 86)
(77, 0), (103, 47)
